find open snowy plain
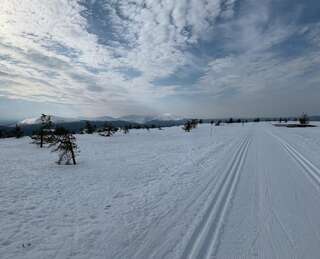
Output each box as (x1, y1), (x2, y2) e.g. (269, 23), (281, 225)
(1, 122), (320, 259)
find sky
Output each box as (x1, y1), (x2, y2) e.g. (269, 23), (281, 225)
(0, 0), (320, 120)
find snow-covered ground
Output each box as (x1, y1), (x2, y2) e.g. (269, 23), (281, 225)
(1, 123), (320, 259)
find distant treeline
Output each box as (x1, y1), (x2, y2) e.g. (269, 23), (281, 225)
(1, 115), (319, 139)
(0, 119), (188, 138)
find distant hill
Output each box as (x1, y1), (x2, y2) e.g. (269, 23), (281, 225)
(15, 114), (185, 126)
(13, 120), (141, 136)
(1, 114), (319, 137)
(19, 115), (77, 125)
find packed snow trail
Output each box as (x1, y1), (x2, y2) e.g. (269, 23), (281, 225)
(181, 135), (251, 259)
(215, 125), (320, 259)
(1, 123), (320, 259)
(269, 131), (320, 188)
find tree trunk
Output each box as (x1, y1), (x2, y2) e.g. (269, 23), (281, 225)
(68, 137), (76, 165)
(40, 130), (43, 148)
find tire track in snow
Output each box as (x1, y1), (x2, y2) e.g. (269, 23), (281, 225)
(269, 132), (320, 189)
(181, 135), (251, 259)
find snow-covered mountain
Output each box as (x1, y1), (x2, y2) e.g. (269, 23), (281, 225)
(18, 114), (183, 126)
(118, 115), (155, 124)
(119, 114), (183, 124)
(85, 116), (116, 121)
(19, 115), (77, 125)
(152, 113), (183, 121)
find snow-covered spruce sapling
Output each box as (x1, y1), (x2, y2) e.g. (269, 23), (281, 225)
(49, 128), (79, 165)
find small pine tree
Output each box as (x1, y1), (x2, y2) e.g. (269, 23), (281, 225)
(190, 119), (199, 129)
(299, 113), (309, 125)
(84, 121), (94, 134)
(122, 126), (130, 134)
(183, 121), (192, 132)
(14, 124), (23, 138)
(50, 129), (79, 165)
(32, 114), (53, 147)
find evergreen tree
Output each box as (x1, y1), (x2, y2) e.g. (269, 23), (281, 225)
(122, 125), (130, 134)
(14, 124), (23, 138)
(299, 113), (309, 125)
(190, 119), (199, 129)
(84, 121), (94, 134)
(32, 114), (53, 147)
(183, 121), (192, 132)
(50, 129), (79, 165)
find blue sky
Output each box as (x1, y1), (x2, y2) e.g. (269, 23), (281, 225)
(0, 0), (320, 120)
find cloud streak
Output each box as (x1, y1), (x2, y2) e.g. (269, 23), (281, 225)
(0, 0), (319, 118)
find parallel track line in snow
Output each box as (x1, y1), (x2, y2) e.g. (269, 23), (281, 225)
(270, 132), (320, 188)
(132, 136), (247, 259)
(181, 135), (251, 259)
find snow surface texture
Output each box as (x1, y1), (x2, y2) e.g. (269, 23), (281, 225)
(1, 123), (320, 259)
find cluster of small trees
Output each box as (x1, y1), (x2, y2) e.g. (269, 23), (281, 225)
(99, 123), (119, 137)
(81, 121), (165, 137)
(31, 114), (79, 165)
(183, 119), (199, 132)
(276, 114), (309, 125)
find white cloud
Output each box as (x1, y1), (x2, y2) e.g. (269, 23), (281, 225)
(0, 0), (238, 116)
(1, 0), (319, 118)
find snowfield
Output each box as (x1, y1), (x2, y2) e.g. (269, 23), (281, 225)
(1, 123), (320, 259)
